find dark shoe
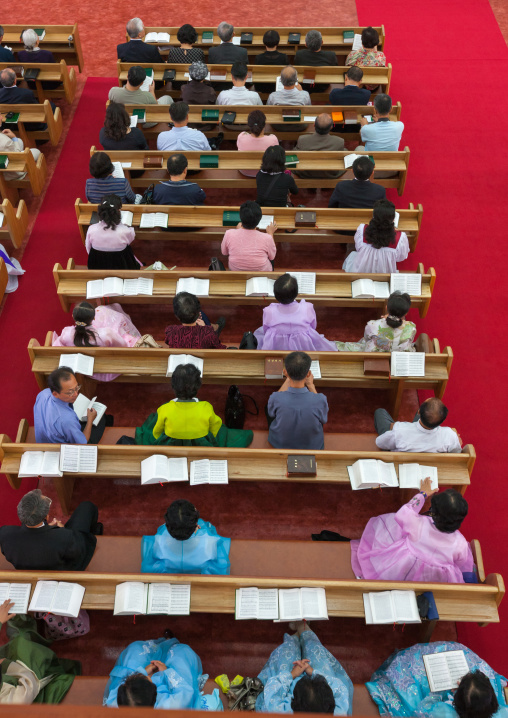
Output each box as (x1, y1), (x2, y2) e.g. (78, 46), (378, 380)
(209, 131), (224, 150)
(216, 316), (226, 337)
(105, 414), (114, 427)
(311, 530), (351, 542)
(285, 227), (298, 234)
(93, 522), (104, 536)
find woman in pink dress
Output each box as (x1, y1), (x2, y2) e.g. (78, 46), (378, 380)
(52, 301), (142, 382)
(351, 479), (475, 583)
(236, 110), (279, 177)
(254, 273), (337, 351)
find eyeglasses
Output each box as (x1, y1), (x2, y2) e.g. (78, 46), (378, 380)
(61, 384), (81, 396)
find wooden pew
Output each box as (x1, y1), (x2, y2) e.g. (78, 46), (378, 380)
(0, 24), (84, 72)
(0, 60), (77, 104)
(1, 422), (475, 514)
(0, 257), (7, 302)
(75, 202), (423, 252)
(91, 147), (410, 195)
(53, 261), (436, 317)
(0, 101), (62, 146)
(0, 198), (29, 249)
(0, 148), (47, 203)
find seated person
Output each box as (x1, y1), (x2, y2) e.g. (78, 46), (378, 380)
(217, 62), (262, 106)
(255, 30), (289, 65)
(141, 499), (231, 574)
(294, 30), (338, 66)
(153, 154), (206, 205)
(208, 22), (248, 64)
(358, 93), (404, 151)
(346, 26), (387, 83)
(157, 101), (223, 151)
(254, 273), (337, 351)
(0, 27), (14, 61)
(267, 351), (328, 450)
(85, 193), (140, 269)
(256, 621), (353, 713)
(221, 200), (277, 271)
(52, 301), (142, 381)
(165, 292), (226, 349)
(329, 66), (371, 105)
(135, 364), (253, 448)
(328, 156), (385, 209)
(336, 291), (416, 351)
(117, 18), (164, 62)
(295, 113), (345, 179)
(85, 153), (136, 204)
(267, 66), (311, 106)
(104, 633), (222, 710)
(108, 65), (173, 110)
(99, 101), (148, 151)
(343, 199), (409, 273)
(237, 110), (279, 177)
(0, 69), (47, 131)
(367, 642), (508, 718)
(375, 397), (463, 453)
(256, 146), (299, 207)
(0, 489), (101, 571)
(0, 600), (80, 703)
(181, 61), (216, 105)
(351, 479), (474, 583)
(18, 28), (55, 62)
(168, 24), (205, 63)
(0, 112), (41, 181)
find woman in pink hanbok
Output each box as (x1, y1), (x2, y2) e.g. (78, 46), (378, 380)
(52, 301), (142, 381)
(253, 273), (337, 351)
(351, 479), (475, 583)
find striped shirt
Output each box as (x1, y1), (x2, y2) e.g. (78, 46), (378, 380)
(85, 177), (136, 204)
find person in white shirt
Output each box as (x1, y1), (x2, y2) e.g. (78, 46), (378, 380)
(217, 62), (262, 106)
(0, 113), (41, 180)
(157, 101), (223, 151)
(267, 66), (311, 106)
(375, 397), (462, 453)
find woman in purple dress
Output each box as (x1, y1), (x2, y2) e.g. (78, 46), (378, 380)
(253, 274), (337, 351)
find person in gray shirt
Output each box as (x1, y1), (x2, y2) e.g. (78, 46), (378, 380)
(267, 66), (311, 105)
(108, 65), (173, 130)
(217, 62), (262, 105)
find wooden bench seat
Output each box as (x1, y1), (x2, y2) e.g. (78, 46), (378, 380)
(75, 202), (423, 252)
(91, 148), (410, 195)
(0, 198), (29, 249)
(54, 261), (435, 316)
(0, 24), (84, 72)
(0, 101), (62, 147)
(0, 61), (76, 104)
(0, 149), (47, 204)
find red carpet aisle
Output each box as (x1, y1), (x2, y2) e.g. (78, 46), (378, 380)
(354, 0), (508, 673)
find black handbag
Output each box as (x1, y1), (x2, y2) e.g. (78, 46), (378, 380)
(209, 257), (226, 270)
(225, 385), (259, 429)
(239, 331), (257, 349)
(140, 183), (155, 204)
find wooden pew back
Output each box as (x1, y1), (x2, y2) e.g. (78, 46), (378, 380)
(0, 148), (47, 204)
(0, 198), (29, 249)
(0, 24), (84, 71)
(0, 61), (76, 104)
(0, 101), (62, 146)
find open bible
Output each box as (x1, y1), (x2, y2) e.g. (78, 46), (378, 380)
(246, 277), (275, 297)
(347, 459), (398, 490)
(86, 277), (153, 298)
(235, 587), (279, 620)
(18, 451), (62, 478)
(351, 279), (390, 298)
(278, 587), (328, 621)
(28, 581), (85, 618)
(58, 353), (94, 376)
(114, 582), (191, 616)
(363, 590), (421, 624)
(423, 650), (469, 692)
(140, 455), (188, 485)
(175, 277), (210, 296)
(399, 464), (438, 490)
(166, 354), (204, 377)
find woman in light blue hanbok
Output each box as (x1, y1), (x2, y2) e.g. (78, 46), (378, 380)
(103, 634), (223, 710)
(256, 623), (353, 714)
(141, 500), (231, 575)
(366, 641), (508, 718)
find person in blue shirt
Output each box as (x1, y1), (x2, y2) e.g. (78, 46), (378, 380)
(156, 101), (223, 152)
(141, 500), (231, 574)
(0, 27), (15, 62)
(358, 93), (404, 151)
(153, 154), (206, 205)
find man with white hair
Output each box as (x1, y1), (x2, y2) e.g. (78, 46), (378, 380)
(117, 17), (164, 62)
(267, 66), (311, 105)
(0, 489), (102, 571)
(208, 21), (248, 63)
(18, 28), (56, 63)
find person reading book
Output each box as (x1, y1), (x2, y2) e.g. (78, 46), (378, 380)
(52, 301), (142, 381)
(0, 489), (102, 571)
(141, 499), (231, 574)
(254, 273), (337, 351)
(267, 351), (328, 450)
(165, 292), (226, 349)
(181, 61), (217, 105)
(336, 291), (416, 351)
(366, 641), (508, 718)
(85, 194), (141, 270)
(236, 110), (279, 177)
(346, 26), (387, 92)
(256, 621), (353, 714)
(221, 200), (277, 272)
(256, 146), (299, 208)
(99, 101), (149, 152)
(168, 25), (205, 64)
(104, 632), (222, 710)
(350, 479), (475, 583)
(135, 364), (253, 448)
(85, 152), (137, 205)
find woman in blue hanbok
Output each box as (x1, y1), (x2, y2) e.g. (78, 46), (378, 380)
(141, 500), (231, 575)
(366, 641), (508, 718)
(103, 634), (223, 710)
(256, 622), (353, 714)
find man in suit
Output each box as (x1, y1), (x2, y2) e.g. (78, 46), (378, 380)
(0, 26), (15, 62)
(208, 22), (248, 64)
(329, 66), (371, 105)
(295, 113), (345, 179)
(117, 17), (164, 63)
(294, 30), (338, 66)
(0, 490), (102, 571)
(328, 155), (385, 208)
(0, 68), (48, 131)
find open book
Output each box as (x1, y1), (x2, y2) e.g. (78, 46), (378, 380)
(28, 581), (85, 618)
(120, 210), (134, 225)
(114, 582), (191, 615)
(344, 153), (360, 169)
(245, 277), (275, 297)
(310, 360), (321, 379)
(86, 277), (153, 298)
(288, 272), (316, 295)
(352, 33), (363, 50)
(140, 68), (154, 92)
(59, 353), (94, 376)
(111, 161), (125, 179)
(391, 352), (425, 377)
(176, 277), (210, 296)
(140, 212), (169, 229)
(141, 455), (188, 485)
(351, 279), (390, 298)
(278, 587), (328, 621)
(399, 464), (438, 490)
(256, 215), (274, 230)
(423, 650), (469, 692)
(145, 32), (171, 42)
(123, 278), (154, 295)
(363, 590), (421, 624)
(59, 445), (98, 473)
(166, 354), (204, 377)
(72, 394), (107, 427)
(18, 451), (62, 478)
(235, 587), (279, 620)
(347, 459), (398, 490)
(190, 459), (228, 485)
(390, 273), (422, 295)
(0, 583), (31, 614)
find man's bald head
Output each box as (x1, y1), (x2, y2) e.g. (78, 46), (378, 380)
(420, 397), (449, 429)
(280, 66), (298, 88)
(0, 68), (16, 87)
(315, 113), (333, 135)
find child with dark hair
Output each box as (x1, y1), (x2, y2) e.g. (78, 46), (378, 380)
(164, 292), (226, 349)
(141, 499), (231, 574)
(85, 194), (141, 269)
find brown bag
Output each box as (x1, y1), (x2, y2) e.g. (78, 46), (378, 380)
(134, 334), (162, 348)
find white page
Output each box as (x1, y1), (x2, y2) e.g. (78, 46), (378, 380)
(304, 115), (317, 122)
(60, 445), (97, 473)
(445, 651), (470, 688)
(344, 153), (359, 169)
(71, 393), (91, 422)
(236, 587), (260, 620)
(167, 354), (204, 377)
(347, 464), (362, 490)
(245, 277), (275, 296)
(357, 459), (383, 488)
(258, 589), (279, 620)
(373, 281), (390, 298)
(278, 588), (303, 621)
(111, 161), (125, 179)
(301, 587), (328, 619)
(141, 454), (169, 484)
(18, 451), (44, 477)
(52, 582), (85, 617)
(190, 459), (211, 485)
(0, 213), (4, 227)
(123, 277), (154, 296)
(399, 464), (438, 490)
(351, 278), (374, 298)
(391, 590), (420, 623)
(377, 461), (398, 487)
(86, 279), (104, 299)
(40, 451), (63, 477)
(59, 353), (94, 376)
(369, 591), (395, 624)
(147, 583), (172, 614)
(140, 212), (169, 229)
(77, 445), (98, 472)
(29, 581), (58, 612)
(145, 33), (157, 42)
(140, 69), (153, 92)
(103, 276), (124, 297)
(168, 457), (189, 482)
(114, 582), (148, 615)
(288, 272), (316, 295)
(390, 273), (422, 296)
(363, 593), (373, 623)
(176, 277), (210, 296)
(423, 653), (453, 692)
(169, 584), (191, 615)
(0, 583), (31, 614)
(391, 352), (425, 377)
(394, 211), (400, 228)
(256, 215), (275, 230)
(352, 33), (363, 50)
(310, 360), (321, 379)
(231, 36), (241, 45)
(120, 210), (133, 226)
(209, 460), (228, 484)
(275, 76), (284, 92)
(130, 115), (138, 127)
(59, 445), (80, 473)
(158, 33), (170, 42)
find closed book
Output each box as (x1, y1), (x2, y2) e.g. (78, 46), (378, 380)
(143, 156), (163, 168)
(344, 111), (358, 125)
(221, 111), (236, 125)
(332, 111), (344, 123)
(240, 32), (253, 44)
(132, 108), (146, 122)
(288, 33), (301, 44)
(287, 455), (317, 477)
(282, 109), (301, 122)
(285, 154), (299, 167)
(265, 357), (284, 379)
(4, 113), (19, 124)
(202, 31), (214, 43)
(200, 154), (219, 168)
(295, 211), (316, 227)
(163, 69), (176, 82)
(35, 29), (46, 38)
(201, 108), (219, 121)
(24, 68), (40, 81)
(363, 358), (390, 377)
(223, 210), (241, 227)
(343, 30), (355, 43)
(0, 155), (9, 169)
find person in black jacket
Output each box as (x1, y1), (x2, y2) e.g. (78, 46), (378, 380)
(117, 17), (164, 63)
(256, 145), (299, 207)
(0, 489), (102, 571)
(329, 66), (371, 105)
(208, 22), (248, 64)
(328, 155), (385, 208)
(0, 68), (49, 131)
(255, 30), (289, 65)
(294, 30), (338, 66)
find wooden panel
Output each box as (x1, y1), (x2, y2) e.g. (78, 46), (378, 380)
(1, 24), (84, 71)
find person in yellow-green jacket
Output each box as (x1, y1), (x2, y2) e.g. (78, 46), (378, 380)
(135, 363), (253, 448)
